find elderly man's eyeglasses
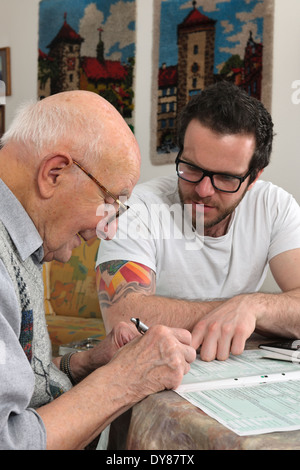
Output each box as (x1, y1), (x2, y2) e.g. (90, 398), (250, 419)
(176, 150), (252, 194)
(72, 160), (129, 218)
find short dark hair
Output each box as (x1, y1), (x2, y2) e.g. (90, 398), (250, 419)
(177, 81), (274, 182)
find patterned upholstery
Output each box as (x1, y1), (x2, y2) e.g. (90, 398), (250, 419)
(43, 237), (106, 349)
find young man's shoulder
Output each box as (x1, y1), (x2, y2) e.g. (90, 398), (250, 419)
(131, 175), (178, 203)
(246, 179), (295, 202)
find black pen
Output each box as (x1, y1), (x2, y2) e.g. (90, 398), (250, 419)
(130, 317), (149, 334)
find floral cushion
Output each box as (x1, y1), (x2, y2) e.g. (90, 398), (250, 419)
(48, 237), (101, 318)
(46, 315), (105, 347)
(43, 237), (105, 348)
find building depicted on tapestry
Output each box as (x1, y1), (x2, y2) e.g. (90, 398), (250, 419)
(157, 1), (263, 153)
(38, 14), (134, 123)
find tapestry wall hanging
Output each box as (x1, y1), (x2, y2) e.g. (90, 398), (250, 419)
(151, 0), (274, 165)
(38, 0), (136, 130)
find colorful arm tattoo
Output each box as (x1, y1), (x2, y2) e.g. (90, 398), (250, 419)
(96, 260), (155, 308)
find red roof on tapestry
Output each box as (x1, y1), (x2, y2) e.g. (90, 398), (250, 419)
(38, 49), (54, 61)
(181, 7), (215, 26)
(47, 20), (83, 48)
(159, 65), (177, 88)
(81, 57), (128, 81)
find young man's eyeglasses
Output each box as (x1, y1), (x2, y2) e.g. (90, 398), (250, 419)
(175, 150), (252, 194)
(72, 160), (129, 218)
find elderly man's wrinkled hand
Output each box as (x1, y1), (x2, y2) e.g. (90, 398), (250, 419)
(108, 325), (196, 401)
(86, 321), (140, 370)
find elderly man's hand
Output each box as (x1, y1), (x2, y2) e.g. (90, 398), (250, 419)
(191, 294), (258, 361)
(92, 321), (140, 365)
(65, 321), (140, 383)
(106, 325), (196, 400)
(61, 322), (196, 397)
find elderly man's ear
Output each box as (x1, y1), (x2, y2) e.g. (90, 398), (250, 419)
(37, 154), (73, 198)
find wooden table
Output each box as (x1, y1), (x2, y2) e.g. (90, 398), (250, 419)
(104, 335), (300, 450)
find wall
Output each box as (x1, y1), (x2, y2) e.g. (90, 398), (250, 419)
(261, 0), (300, 201)
(2, 0), (299, 188)
(138, 0), (300, 191)
(0, 0), (300, 289)
(0, 0), (40, 124)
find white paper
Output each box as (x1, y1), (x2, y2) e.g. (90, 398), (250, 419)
(176, 350), (300, 436)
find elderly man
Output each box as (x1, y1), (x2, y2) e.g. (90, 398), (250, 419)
(96, 81), (300, 363)
(0, 91), (195, 450)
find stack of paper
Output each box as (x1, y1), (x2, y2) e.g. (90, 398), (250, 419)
(176, 349), (300, 436)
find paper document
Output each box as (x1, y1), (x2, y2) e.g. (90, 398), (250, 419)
(176, 350), (300, 436)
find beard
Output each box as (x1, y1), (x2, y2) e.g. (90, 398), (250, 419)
(178, 183), (249, 236)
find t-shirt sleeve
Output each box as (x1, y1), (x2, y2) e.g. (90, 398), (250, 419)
(268, 187), (300, 261)
(96, 193), (158, 273)
(0, 260), (47, 450)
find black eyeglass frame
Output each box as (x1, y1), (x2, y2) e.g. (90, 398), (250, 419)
(72, 159), (130, 217)
(175, 150), (253, 194)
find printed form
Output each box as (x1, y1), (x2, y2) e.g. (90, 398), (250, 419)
(176, 350), (300, 436)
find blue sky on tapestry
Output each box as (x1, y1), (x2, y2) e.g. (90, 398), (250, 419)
(159, 0), (265, 73)
(38, 0), (135, 62)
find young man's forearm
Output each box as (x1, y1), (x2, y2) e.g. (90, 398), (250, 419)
(101, 292), (223, 333)
(254, 288), (300, 338)
(97, 261), (221, 332)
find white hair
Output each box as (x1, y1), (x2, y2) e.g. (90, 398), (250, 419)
(0, 97), (104, 165)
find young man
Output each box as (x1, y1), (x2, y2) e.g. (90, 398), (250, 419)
(97, 81), (300, 362)
(0, 90), (195, 449)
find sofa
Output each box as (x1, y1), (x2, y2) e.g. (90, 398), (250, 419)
(43, 237), (106, 354)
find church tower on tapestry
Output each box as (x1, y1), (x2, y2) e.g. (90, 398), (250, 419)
(177, 1), (216, 116)
(47, 13), (83, 95)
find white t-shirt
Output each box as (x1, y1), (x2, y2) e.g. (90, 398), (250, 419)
(96, 176), (300, 300)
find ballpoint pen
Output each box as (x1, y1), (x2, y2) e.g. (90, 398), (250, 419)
(130, 317), (149, 334)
